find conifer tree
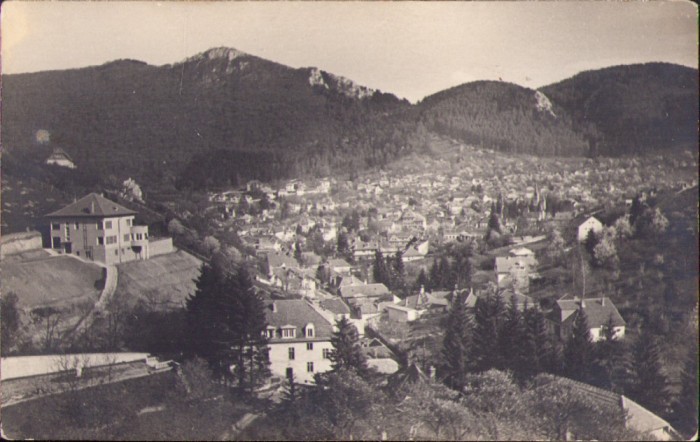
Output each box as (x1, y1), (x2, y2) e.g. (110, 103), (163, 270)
(674, 346), (699, 435)
(415, 268), (429, 292)
(428, 258), (441, 291)
(498, 295), (528, 376)
(563, 307), (594, 382)
(329, 317), (369, 376)
(186, 264), (270, 389)
(630, 332), (670, 416)
(441, 291), (473, 390)
(472, 289), (505, 371)
(524, 305), (556, 376)
(372, 250), (388, 285)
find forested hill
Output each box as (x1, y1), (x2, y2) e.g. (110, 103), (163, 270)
(418, 81), (595, 156)
(541, 62), (698, 156)
(2, 47), (427, 190)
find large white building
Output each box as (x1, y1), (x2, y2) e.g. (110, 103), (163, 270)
(264, 299), (335, 384)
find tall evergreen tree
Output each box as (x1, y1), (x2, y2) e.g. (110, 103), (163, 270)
(563, 307), (594, 382)
(372, 250), (388, 285)
(674, 345), (699, 435)
(428, 258), (440, 291)
(186, 264), (270, 389)
(630, 332), (670, 416)
(593, 314), (631, 393)
(498, 295), (528, 376)
(472, 289), (505, 371)
(524, 305), (557, 375)
(329, 317), (369, 376)
(415, 268), (429, 292)
(441, 291), (473, 390)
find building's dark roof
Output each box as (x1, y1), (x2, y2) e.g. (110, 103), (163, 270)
(555, 297), (626, 328)
(319, 298), (351, 315)
(340, 283), (390, 298)
(46, 193), (136, 218)
(265, 299), (333, 341)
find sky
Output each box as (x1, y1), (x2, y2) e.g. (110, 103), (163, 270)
(2, 1), (697, 102)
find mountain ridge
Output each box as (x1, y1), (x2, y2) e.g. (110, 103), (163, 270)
(2, 47), (697, 193)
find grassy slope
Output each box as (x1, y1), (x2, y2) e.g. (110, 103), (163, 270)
(114, 250), (202, 310)
(1, 371), (249, 440)
(1, 256), (103, 309)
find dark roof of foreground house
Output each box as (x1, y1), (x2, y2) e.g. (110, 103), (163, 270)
(46, 193), (136, 218)
(553, 297), (626, 328)
(548, 375), (681, 438)
(265, 299), (333, 343)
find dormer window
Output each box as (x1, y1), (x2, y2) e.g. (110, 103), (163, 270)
(281, 326), (296, 338)
(265, 326), (275, 339)
(304, 323), (315, 338)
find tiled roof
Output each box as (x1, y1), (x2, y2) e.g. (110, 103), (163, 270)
(319, 298), (351, 315)
(46, 193), (136, 218)
(266, 252), (298, 269)
(328, 258), (352, 269)
(265, 300), (333, 341)
(340, 283), (390, 298)
(555, 297), (626, 328)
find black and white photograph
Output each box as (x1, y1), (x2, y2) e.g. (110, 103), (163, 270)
(0, 1), (698, 440)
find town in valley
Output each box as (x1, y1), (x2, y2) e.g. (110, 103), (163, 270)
(1, 2), (698, 441)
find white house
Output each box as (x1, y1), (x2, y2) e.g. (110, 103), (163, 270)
(547, 297), (626, 342)
(577, 216), (604, 242)
(264, 300), (335, 384)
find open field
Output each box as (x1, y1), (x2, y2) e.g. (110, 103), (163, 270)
(114, 250), (202, 310)
(2, 255), (103, 309)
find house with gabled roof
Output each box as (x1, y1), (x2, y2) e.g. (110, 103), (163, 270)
(548, 296), (626, 342)
(45, 193), (158, 265)
(264, 299), (335, 384)
(45, 147), (76, 169)
(577, 215), (604, 242)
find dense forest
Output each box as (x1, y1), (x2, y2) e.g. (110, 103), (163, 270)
(541, 63), (698, 156)
(2, 50), (697, 195)
(418, 81), (596, 156)
(1, 48), (427, 192)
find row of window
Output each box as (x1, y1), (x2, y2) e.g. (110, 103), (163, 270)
(266, 326), (314, 339)
(95, 233), (147, 246)
(51, 219), (133, 232)
(288, 347), (331, 360)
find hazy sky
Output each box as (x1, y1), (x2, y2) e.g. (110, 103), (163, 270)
(2, 1), (697, 102)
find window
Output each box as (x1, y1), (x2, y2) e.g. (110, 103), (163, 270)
(126, 219), (132, 226)
(306, 327), (314, 338)
(97, 237), (104, 245)
(288, 347), (295, 360)
(307, 362), (314, 373)
(282, 327), (296, 338)
(74, 222), (80, 229)
(105, 220), (113, 229)
(51, 223), (60, 230)
(286, 367), (293, 379)
(265, 328), (274, 339)
(323, 349), (332, 359)
(124, 234), (130, 242)
(97, 222), (103, 230)
(105, 235), (118, 245)
(64, 225), (70, 239)
(306, 342), (314, 351)
(115, 250), (119, 256)
(52, 237), (61, 248)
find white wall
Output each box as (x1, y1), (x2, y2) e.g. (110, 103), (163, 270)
(268, 340), (333, 384)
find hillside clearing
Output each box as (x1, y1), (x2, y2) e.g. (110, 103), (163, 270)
(114, 250), (202, 310)
(1, 255), (103, 309)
